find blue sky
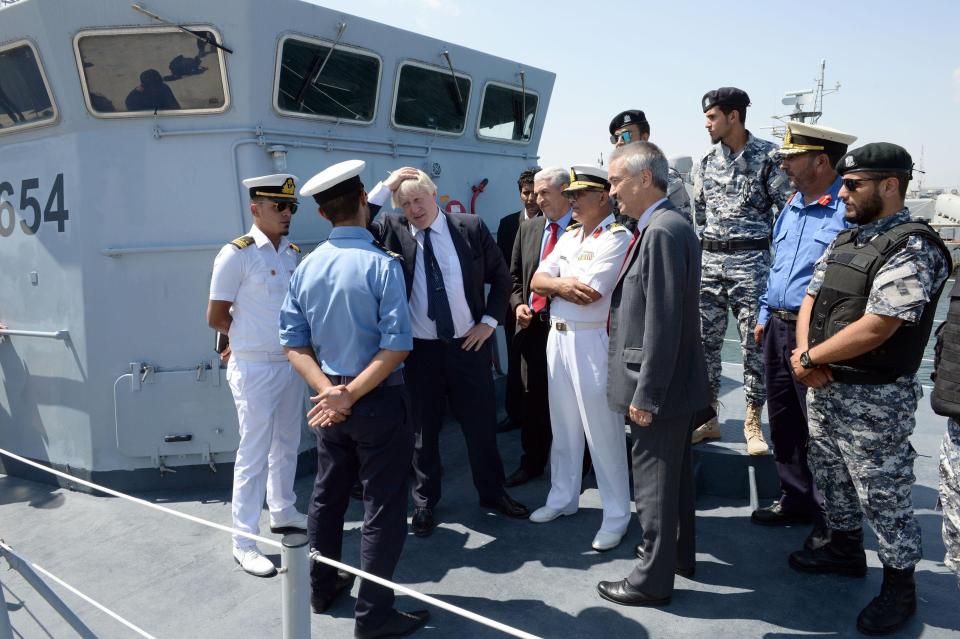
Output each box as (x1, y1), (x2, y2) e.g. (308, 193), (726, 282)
(315, 0), (960, 189)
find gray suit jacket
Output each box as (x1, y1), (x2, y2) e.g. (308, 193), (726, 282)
(607, 200), (709, 417)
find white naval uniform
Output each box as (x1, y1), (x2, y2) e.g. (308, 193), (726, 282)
(210, 224), (304, 549)
(535, 214), (632, 534)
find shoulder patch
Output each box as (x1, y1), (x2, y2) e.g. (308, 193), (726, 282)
(230, 235), (254, 249)
(606, 222), (628, 234)
(289, 242), (301, 253)
(566, 221), (582, 232)
(371, 240), (401, 260)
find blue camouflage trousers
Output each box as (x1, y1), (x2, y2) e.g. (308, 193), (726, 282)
(699, 249), (769, 406)
(807, 378), (922, 569)
(941, 417), (960, 584)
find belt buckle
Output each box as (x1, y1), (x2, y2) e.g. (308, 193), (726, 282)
(718, 240), (730, 251)
(554, 321), (567, 332)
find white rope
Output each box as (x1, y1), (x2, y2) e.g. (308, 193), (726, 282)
(308, 551), (542, 639)
(0, 541), (157, 639)
(0, 448), (540, 638)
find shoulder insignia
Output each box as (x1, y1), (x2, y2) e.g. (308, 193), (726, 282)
(606, 222), (628, 234)
(289, 242), (301, 253)
(230, 235), (254, 249)
(371, 239), (402, 260)
(566, 221), (582, 232)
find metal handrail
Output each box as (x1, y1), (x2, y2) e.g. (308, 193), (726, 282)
(0, 447), (541, 639)
(0, 328), (69, 340)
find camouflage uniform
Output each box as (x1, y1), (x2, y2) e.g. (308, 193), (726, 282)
(666, 169), (693, 224)
(693, 132), (791, 405)
(805, 208), (952, 569)
(941, 417), (960, 584)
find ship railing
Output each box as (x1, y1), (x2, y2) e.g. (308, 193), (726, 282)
(0, 447), (541, 639)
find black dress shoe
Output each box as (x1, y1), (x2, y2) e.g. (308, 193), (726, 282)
(479, 493), (529, 518)
(411, 507), (435, 538)
(634, 546), (696, 578)
(311, 570), (356, 614)
(750, 501), (814, 526)
(355, 609), (430, 639)
(596, 579), (670, 607)
(350, 481), (364, 501)
(504, 467), (543, 488)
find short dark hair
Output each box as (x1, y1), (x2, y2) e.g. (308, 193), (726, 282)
(823, 149), (846, 169)
(314, 186), (362, 224)
(628, 120), (651, 137)
(872, 172), (910, 199)
(517, 166), (540, 190)
(717, 104), (747, 125)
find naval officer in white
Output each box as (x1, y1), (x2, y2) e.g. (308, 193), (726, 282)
(529, 165), (633, 551)
(207, 174), (308, 577)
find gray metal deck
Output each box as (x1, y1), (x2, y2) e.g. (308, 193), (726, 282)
(1, 361), (958, 638)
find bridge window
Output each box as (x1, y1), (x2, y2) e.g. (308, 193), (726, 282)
(0, 41), (57, 136)
(275, 36), (380, 124)
(392, 61), (471, 135)
(477, 82), (537, 143)
(74, 27), (229, 117)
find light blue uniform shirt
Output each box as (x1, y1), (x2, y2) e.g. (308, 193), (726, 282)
(757, 176), (849, 326)
(279, 226), (412, 376)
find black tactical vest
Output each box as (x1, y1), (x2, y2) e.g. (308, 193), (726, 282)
(932, 276), (960, 418)
(808, 221), (953, 384)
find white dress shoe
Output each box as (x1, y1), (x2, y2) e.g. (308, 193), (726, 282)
(233, 546), (277, 577)
(591, 529), (625, 552)
(529, 505), (577, 523)
(270, 511), (308, 533)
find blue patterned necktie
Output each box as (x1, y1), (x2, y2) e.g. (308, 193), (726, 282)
(422, 227), (455, 341)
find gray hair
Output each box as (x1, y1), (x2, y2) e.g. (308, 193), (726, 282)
(609, 142), (669, 193)
(533, 166), (570, 189)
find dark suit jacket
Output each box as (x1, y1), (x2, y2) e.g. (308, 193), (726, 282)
(369, 209), (512, 326)
(509, 215), (548, 314)
(496, 211), (522, 267)
(607, 200), (709, 417)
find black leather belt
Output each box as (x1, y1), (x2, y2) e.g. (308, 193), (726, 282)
(532, 311), (550, 323)
(701, 238), (770, 252)
(769, 308), (799, 322)
(327, 370), (405, 387)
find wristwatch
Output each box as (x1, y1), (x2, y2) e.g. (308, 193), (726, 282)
(799, 350), (815, 369)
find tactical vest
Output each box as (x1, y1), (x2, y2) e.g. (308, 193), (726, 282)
(932, 276), (960, 418)
(808, 221), (952, 384)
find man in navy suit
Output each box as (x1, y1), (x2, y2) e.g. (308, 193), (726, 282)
(366, 168), (529, 537)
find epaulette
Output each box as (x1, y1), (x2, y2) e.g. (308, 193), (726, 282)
(566, 221), (582, 232)
(289, 242), (301, 253)
(606, 222), (628, 234)
(371, 240), (401, 260)
(230, 235), (254, 249)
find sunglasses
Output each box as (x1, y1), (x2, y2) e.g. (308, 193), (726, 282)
(841, 177), (883, 192)
(266, 200), (298, 214)
(610, 130), (633, 145)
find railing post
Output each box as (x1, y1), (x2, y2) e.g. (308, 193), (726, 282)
(0, 574), (15, 639)
(281, 533), (310, 639)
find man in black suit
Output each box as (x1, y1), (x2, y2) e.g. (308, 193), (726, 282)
(366, 167), (529, 537)
(495, 167), (542, 432)
(504, 167), (574, 487)
(597, 142), (709, 607)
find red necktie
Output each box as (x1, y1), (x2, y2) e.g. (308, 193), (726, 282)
(531, 222), (560, 313)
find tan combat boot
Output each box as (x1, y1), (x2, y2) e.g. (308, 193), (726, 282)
(744, 403), (769, 455)
(691, 401), (720, 444)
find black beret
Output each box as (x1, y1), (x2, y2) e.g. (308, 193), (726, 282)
(702, 87), (750, 113)
(609, 109), (647, 135)
(836, 142), (913, 177)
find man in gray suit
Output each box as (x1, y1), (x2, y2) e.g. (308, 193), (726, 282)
(597, 142), (710, 606)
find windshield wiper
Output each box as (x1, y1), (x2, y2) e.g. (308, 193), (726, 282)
(295, 21), (347, 107)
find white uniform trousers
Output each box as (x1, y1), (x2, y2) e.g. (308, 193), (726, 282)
(227, 357), (304, 548)
(545, 326), (631, 534)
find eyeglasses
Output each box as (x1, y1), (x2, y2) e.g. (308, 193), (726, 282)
(266, 200), (298, 214)
(840, 177), (883, 192)
(610, 130), (633, 145)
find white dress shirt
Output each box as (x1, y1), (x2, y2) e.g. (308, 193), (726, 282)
(209, 224), (299, 354)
